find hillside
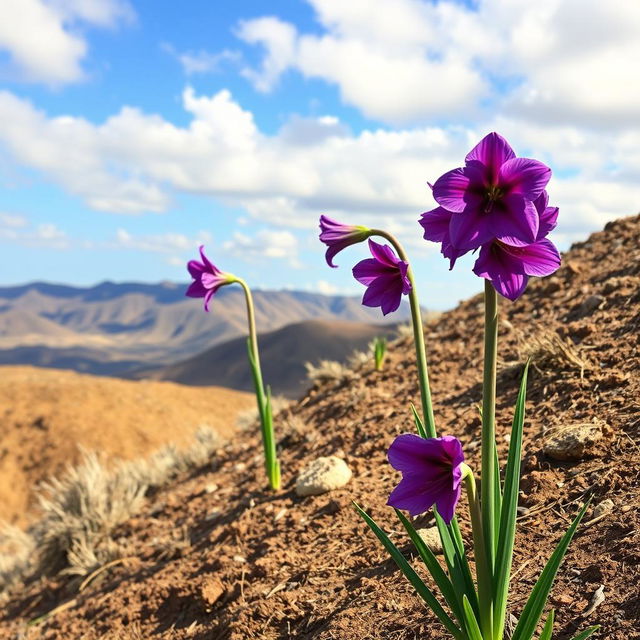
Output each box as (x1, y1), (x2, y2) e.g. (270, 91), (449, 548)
(0, 366), (253, 526)
(0, 283), (405, 376)
(135, 319), (400, 397)
(1, 215), (638, 639)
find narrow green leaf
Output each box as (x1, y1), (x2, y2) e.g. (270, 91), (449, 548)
(493, 364), (529, 639)
(411, 403), (428, 439)
(511, 499), (591, 640)
(539, 609), (555, 640)
(354, 503), (465, 640)
(493, 440), (502, 552)
(462, 595), (483, 640)
(395, 509), (465, 626)
(570, 626), (600, 640)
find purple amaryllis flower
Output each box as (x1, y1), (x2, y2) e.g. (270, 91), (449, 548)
(387, 433), (465, 524)
(352, 239), (411, 316)
(319, 215), (371, 267)
(431, 132), (551, 256)
(186, 245), (234, 312)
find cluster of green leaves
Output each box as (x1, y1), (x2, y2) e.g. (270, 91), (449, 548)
(356, 365), (599, 640)
(373, 336), (387, 371)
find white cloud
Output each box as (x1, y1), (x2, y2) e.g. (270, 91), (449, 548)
(113, 228), (212, 253)
(0, 0), (133, 85)
(0, 212), (28, 228)
(0, 217), (69, 248)
(236, 0), (640, 128)
(162, 43), (240, 75)
(223, 229), (300, 266)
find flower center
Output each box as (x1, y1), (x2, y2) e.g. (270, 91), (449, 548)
(484, 185), (504, 214)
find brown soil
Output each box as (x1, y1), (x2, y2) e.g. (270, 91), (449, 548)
(1, 215), (639, 640)
(0, 367), (254, 526)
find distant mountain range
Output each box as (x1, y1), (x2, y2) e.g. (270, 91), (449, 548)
(0, 281), (407, 379)
(134, 319), (399, 397)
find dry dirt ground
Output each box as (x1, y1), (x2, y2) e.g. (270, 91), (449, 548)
(0, 367), (254, 526)
(1, 215), (639, 639)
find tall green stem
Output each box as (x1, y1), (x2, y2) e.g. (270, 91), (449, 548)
(463, 468), (494, 639)
(481, 280), (498, 571)
(370, 229), (436, 438)
(236, 277), (280, 490)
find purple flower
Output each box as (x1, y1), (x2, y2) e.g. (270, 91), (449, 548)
(319, 215), (371, 267)
(431, 132), (551, 255)
(387, 433), (465, 524)
(186, 245), (234, 312)
(352, 239), (411, 316)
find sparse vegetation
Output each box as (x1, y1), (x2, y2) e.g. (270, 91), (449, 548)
(0, 426), (221, 599)
(515, 328), (589, 376)
(305, 358), (353, 385)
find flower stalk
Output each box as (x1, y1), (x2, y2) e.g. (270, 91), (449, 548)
(236, 277), (281, 491)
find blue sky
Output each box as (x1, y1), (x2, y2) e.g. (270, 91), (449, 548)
(1, 0), (639, 310)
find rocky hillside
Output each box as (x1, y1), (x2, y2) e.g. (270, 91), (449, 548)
(1, 215), (638, 639)
(0, 283), (404, 376)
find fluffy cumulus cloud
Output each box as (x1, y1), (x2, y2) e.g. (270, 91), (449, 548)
(0, 0), (134, 85)
(0, 215), (69, 248)
(223, 229), (300, 266)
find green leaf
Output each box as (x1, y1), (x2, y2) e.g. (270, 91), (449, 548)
(570, 626), (600, 640)
(462, 595), (483, 640)
(354, 503), (465, 640)
(511, 499), (591, 640)
(539, 609), (554, 640)
(395, 509), (465, 627)
(411, 403), (428, 439)
(493, 363), (529, 639)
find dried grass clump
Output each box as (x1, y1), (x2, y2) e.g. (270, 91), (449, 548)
(515, 329), (589, 376)
(0, 523), (35, 600)
(0, 426), (222, 595)
(347, 348), (370, 370)
(305, 359), (353, 385)
(395, 322), (414, 338)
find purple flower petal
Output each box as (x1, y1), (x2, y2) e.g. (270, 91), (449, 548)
(319, 215), (370, 267)
(367, 239), (400, 269)
(352, 258), (385, 285)
(388, 433), (456, 470)
(185, 245), (233, 310)
(519, 238), (561, 277)
(419, 207), (452, 243)
(465, 132), (516, 172)
(203, 289), (215, 312)
(449, 208), (495, 253)
(187, 259), (205, 279)
(499, 157), (551, 201)
(185, 279), (207, 298)
(387, 475), (442, 516)
(538, 206), (559, 239)
(435, 483), (462, 524)
(432, 166), (484, 213)
(473, 243), (528, 301)
(493, 195), (539, 246)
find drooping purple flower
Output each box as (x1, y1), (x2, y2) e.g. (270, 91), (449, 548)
(431, 132), (551, 255)
(319, 215), (371, 267)
(186, 245), (234, 312)
(418, 205), (457, 268)
(352, 239), (411, 316)
(387, 433), (465, 524)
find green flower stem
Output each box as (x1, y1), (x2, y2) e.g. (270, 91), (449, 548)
(370, 229), (436, 438)
(463, 465), (494, 640)
(235, 277), (281, 490)
(481, 280), (499, 569)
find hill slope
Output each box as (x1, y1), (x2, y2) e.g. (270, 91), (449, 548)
(136, 319), (400, 397)
(1, 215), (638, 639)
(0, 283), (405, 376)
(0, 366), (253, 526)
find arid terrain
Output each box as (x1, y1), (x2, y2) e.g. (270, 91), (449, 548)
(0, 215), (639, 639)
(0, 366), (253, 526)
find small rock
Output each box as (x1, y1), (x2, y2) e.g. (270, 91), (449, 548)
(295, 456), (352, 496)
(543, 422), (605, 461)
(593, 498), (614, 518)
(233, 555), (246, 564)
(579, 294), (605, 316)
(201, 577), (225, 607)
(416, 527), (443, 554)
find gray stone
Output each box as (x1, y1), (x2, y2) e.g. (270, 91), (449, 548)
(593, 498), (615, 519)
(295, 456), (352, 496)
(543, 422), (604, 461)
(416, 526), (443, 554)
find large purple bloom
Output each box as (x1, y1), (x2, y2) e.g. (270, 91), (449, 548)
(431, 132), (551, 255)
(186, 245), (234, 312)
(387, 433), (464, 524)
(319, 215), (371, 267)
(352, 239), (411, 316)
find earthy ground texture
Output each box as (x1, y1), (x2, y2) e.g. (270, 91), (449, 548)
(1, 215), (639, 639)
(0, 367), (253, 526)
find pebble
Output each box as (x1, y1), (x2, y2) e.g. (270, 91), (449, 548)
(579, 294), (605, 316)
(543, 422), (605, 461)
(593, 498), (615, 518)
(295, 456), (353, 496)
(200, 577), (225, 607)
(416, 526), (443, 554)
